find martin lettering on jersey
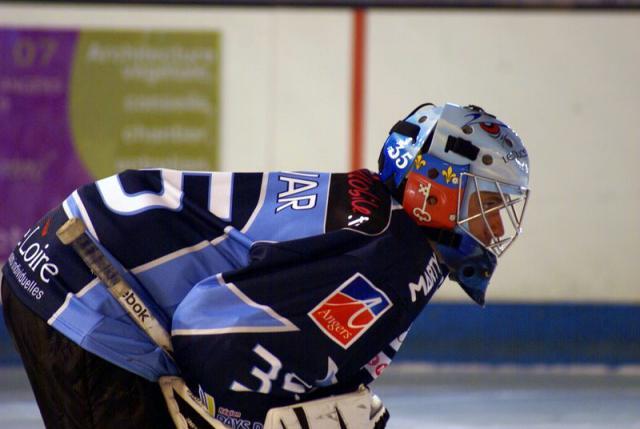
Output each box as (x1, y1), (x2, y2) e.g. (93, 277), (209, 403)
(408, 254), (444, 303)
(275, 172), (319, 213)
(309, 273), (392, 349)
(325, 169), (391, 235)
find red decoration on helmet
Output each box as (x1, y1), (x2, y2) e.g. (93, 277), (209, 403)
(402, 171), (459, 229)
(480, 122), (501, 137)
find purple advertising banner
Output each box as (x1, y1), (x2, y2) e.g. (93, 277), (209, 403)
(0, 30), (92, 260)
(0, 28), (221, 261)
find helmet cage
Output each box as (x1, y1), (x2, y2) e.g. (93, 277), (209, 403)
(456, 172), (530, 257)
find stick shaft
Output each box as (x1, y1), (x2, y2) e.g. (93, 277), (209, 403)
(57, 218), (235, 428)
(57, 218), (173, 354)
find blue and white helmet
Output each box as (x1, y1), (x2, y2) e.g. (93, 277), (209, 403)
(379, 103), (530, 304)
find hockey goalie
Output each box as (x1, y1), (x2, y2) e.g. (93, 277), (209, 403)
(1, 103), (530, 429)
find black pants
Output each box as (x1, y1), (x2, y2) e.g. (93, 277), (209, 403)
(1, 278), (175, 429)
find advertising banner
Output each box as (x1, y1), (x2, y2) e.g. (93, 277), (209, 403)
(0, 28), (220, 261)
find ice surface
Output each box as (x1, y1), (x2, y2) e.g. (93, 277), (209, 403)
(2, 364), (639, 429)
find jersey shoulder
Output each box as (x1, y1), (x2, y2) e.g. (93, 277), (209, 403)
(325, 169), (393, 236)
(66, 169), (264, 267)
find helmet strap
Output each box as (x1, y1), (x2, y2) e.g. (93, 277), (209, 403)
(422, 227), (462, 249)
(444, 135), (479, 161)
(389, 120), (420, 142)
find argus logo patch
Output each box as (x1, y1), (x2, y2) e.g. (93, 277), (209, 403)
(309, 273), (392, 349)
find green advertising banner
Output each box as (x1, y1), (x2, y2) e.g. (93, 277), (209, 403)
(71, 30), (221, 177)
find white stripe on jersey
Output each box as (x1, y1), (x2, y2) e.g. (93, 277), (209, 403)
(62, 191), (100, 242)
(76, 277), (101, 298)
(48, 293), (73, 325)
(171, 274), (299, 336)
(240, 174), (268, 233)
(209, 172), (233, 221)
(96, 169), (183, 214)
(131, 240), (213, 274)
(390, 330), (408, 351)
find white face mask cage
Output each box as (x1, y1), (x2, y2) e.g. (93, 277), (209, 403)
(456, 172), (530, 257)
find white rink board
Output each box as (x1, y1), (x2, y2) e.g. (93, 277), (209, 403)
(365, 11), (640, 303)
(0, 5), (639, 303)
(0, 4), (351, 173)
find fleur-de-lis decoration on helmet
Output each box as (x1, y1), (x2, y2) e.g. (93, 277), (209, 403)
(414, 153), (426, 169)
(442, 166), (459, 184)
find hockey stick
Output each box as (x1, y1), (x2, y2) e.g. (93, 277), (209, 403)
(56, 217), (229, 429)
(56, 217), (173, 354)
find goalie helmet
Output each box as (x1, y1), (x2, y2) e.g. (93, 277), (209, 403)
(378, 103), (530, 305)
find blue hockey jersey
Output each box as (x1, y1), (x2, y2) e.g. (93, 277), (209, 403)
(2, 168), (448, 427)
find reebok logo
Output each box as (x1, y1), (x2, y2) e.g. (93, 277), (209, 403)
(121, 290), (150, 323)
